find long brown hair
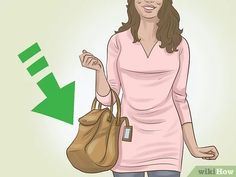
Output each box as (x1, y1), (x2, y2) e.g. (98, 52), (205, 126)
(114, 0), (183, 53)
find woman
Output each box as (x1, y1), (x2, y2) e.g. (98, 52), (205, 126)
(79, 0), (219, 177)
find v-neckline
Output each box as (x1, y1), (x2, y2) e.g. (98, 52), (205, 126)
(139, 40), (159, 59)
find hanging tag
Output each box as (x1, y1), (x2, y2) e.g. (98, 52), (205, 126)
(122, 126), (133, 142)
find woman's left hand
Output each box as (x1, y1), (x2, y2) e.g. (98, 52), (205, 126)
(190, 145), (219, 160)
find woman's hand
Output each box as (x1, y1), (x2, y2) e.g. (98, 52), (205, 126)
(190, 145), (219, 160)
(182, 123), (219, 161)
(79, 50), (104, 72)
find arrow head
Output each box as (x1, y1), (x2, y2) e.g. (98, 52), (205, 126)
(32, 81), (75, 125)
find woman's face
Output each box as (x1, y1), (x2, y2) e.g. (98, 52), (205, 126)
(135, 0), (163, 19)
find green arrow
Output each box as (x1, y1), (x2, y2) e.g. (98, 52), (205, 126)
(18, 43), (75, 125)
(32, 73), (75, 124)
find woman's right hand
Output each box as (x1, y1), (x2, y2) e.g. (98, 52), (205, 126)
(79, 50), (104, 72)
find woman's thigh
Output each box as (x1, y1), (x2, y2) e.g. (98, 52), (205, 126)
(112, 171), (145, 177)
(147, 170), (180, 177)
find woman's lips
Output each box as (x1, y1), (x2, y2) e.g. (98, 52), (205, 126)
(142, 5), (156, 10)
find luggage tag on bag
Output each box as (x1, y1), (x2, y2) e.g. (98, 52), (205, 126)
(122, 126), (133, 142)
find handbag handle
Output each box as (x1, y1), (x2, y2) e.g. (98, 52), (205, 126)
(91, 87), (121, 125)
(91, 85), (113, 111)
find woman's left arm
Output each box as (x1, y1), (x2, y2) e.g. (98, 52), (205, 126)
(182, 122), (219, 160)
(173, 37), (219, 160)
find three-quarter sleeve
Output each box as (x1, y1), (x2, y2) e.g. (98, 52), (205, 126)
(95, 34), (121, 106)
(172, 37), (192, 125)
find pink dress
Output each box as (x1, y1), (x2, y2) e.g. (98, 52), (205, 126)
(95, 28), (192, 172)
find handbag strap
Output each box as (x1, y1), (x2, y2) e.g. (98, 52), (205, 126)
(91, 87), (121, 125)
(111, 89), (121, 125)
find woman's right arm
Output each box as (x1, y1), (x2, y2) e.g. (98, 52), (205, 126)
(79, 50), (111, 101)
(79, 34), (121, 106)
(95, 68), (111, 99)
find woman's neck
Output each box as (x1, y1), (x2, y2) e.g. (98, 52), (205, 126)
(138, 16), (159, 41)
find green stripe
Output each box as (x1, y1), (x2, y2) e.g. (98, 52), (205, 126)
(27, 56), (48, 76)
(18, 43), (41, 63)
(37, 73), (60, 97)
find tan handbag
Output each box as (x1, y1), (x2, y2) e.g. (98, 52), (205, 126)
(66, 88), (133, 173)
